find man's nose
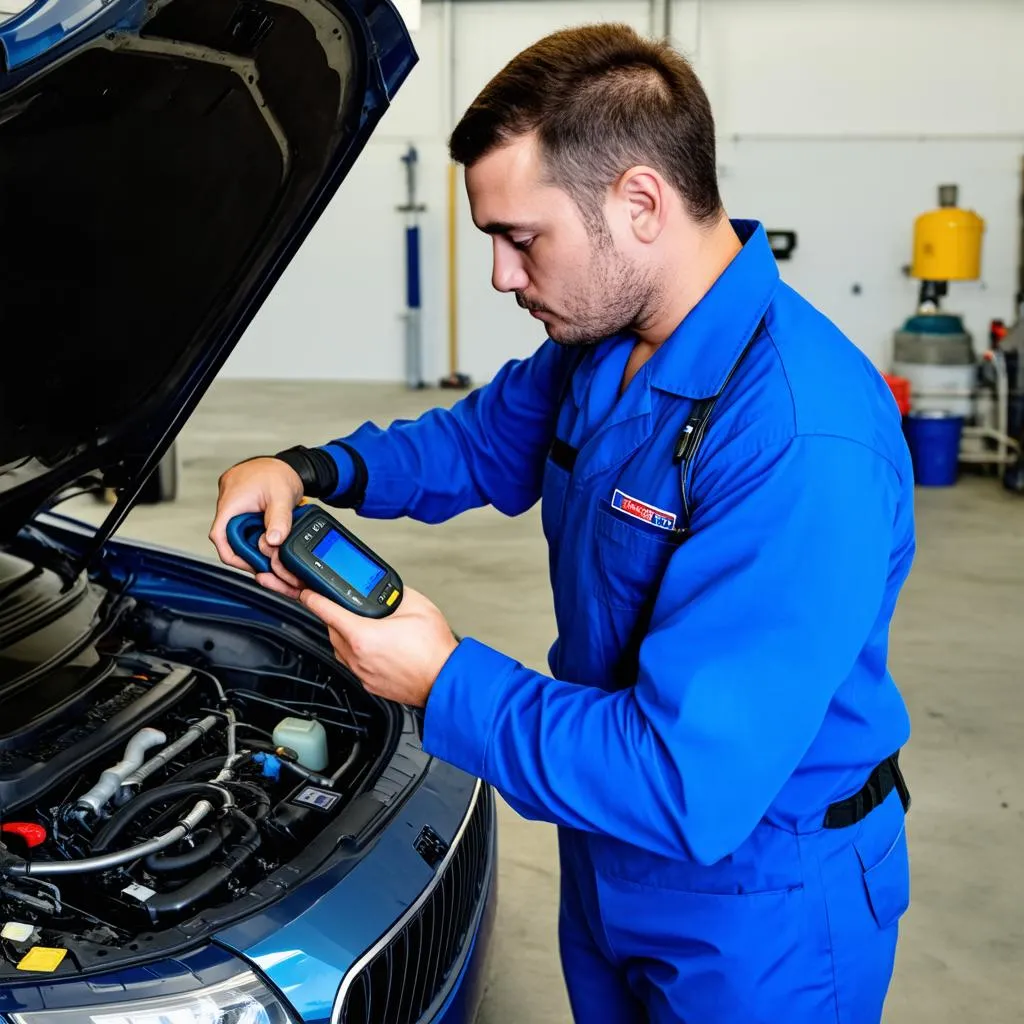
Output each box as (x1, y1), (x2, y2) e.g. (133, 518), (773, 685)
(491, 238), (529, 293)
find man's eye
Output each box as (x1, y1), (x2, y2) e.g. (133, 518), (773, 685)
(511, 237), (534, 252)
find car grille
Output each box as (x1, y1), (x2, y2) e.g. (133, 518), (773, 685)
(338, 782), (493, 1024)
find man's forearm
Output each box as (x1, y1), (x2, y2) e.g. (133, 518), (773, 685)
(307, 340), (575, 524)
(275, 443), (367, 507)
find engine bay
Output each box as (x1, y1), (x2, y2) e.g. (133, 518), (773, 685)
(0, 540), (394, 978)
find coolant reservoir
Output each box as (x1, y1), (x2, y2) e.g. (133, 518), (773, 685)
(273, 717), (328, 771)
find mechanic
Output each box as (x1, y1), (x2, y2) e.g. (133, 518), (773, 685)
(211, 23), (915, 1024)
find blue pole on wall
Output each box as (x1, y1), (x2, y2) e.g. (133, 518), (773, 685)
(406, 223), (421, 311)
(399, 145), (427, 389)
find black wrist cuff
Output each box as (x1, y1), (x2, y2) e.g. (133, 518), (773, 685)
(273, 445), (338, 500)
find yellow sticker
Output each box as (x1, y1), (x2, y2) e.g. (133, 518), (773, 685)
(17, 947), (67, 972)
(386, 589), (399, 606)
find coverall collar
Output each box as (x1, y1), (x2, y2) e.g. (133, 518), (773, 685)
(649, 219), (779, 400)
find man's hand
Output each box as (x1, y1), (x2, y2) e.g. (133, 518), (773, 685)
(208, 456), (305, 597)
(299, 587), (459, 707)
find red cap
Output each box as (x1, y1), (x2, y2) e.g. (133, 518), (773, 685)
(2, 823), (47, 848)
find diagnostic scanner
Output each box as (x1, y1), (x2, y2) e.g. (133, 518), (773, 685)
(227, 504), (403, 618)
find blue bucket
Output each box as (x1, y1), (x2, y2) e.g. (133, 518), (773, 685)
(904, 411), (964, 486)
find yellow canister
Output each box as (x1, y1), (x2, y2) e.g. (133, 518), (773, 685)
(911, 205), (985, 281)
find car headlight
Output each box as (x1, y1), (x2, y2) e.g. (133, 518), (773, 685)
(9, 971), (295, 1024)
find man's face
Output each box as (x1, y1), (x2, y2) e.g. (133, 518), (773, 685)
(465, 133), (656, 346)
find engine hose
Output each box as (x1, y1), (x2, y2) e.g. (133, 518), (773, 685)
(7, 801), (217, 876)
(143, 819), (232, 874)
(77, 728), (167, 816)
(222, 780), (271, 822)
(145, 810), (260, 921)
(91, 783), (233, 854)
(142, 781), (269, 873)
(118, 716), (221, 797)
(168, 752), (255, 785)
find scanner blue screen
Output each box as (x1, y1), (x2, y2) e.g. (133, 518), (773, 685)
(312, 530), (386, 596)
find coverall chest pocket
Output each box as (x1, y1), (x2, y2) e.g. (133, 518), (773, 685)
(541, 458), (571, 550)
(593, 499), (681, 610)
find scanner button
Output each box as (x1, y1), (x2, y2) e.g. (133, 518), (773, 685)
(314, 561), (323, 569)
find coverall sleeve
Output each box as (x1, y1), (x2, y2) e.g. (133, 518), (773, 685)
(422, 433), (903, 865)
(317, 339), (573, 522)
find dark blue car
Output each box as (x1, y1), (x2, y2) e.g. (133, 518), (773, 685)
(0, 0), (497, 1021)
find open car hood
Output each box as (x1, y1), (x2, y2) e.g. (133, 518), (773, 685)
(0, 0), (415, 549)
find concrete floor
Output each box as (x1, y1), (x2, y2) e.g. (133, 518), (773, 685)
(63, 380), (1023, 1023)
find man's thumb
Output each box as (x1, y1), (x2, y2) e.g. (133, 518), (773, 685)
(301, 590), (358, 631)
(264, 496), (293, 546)
(300, 590), (337, 625)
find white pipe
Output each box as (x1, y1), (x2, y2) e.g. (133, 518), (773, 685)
(118, 715), (221, 797)
(77, 728), (167, 816)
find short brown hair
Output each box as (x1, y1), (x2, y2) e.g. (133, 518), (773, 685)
(448, 23), (722, 230)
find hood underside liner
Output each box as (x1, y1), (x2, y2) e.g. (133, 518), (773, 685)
(0, 0), (366, 542)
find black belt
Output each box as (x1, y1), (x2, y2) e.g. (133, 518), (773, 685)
(823, 752), (910, 829)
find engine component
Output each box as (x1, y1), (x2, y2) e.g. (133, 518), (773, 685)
(272, 715), (328, 771)
(76, 727), (167, 816)
(7, 795), (226, 877)
(0, 565), (386, 974)
(117, 714), (221, 801)
(1, 921), (37, 943)
(0, 879), (61, 915)
(141, 809), (261, 920)
(0, 663), (196, 814)
(255, 751), (332, 789)
(91, 782), (234, 853)
(1, 822), (47, 848)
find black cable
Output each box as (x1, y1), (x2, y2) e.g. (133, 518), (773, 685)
(91, 783), (231, 854)
(147, 648), (373, 733)
(212, 665), (372, 720)
(197, 710), (275, 741)
(222, 780), (271, 822)
(236, 722), (275, 740)
(225, 689), (358, 732)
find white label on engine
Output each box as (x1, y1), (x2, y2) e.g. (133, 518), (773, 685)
(122, 883), (156, 903)
(294, 786), (340, 811)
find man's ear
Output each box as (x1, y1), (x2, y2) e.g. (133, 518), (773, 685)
(617, 165), (668, 244)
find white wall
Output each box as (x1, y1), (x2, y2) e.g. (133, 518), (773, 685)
(222, 0), (1024, 383)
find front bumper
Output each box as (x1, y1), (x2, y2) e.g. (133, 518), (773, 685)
(331, 782), (498, 1024)
(217, 760), (497, 1024)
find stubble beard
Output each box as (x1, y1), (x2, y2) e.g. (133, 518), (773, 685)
(520, 243), (662, 348)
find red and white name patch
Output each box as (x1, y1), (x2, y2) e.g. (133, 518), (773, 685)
(611, 489), (677, 531)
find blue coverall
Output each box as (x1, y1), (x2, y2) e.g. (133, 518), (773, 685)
(319, 221), (915, 1022)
